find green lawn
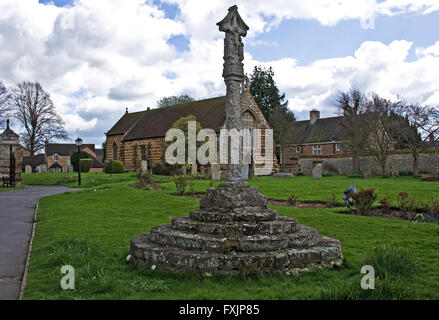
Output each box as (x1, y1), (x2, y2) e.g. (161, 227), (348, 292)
(22, 174), (439, 299)
(0, 185), (25, 192)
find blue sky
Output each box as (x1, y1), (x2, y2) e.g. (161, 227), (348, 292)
(0, 0), (437, 146)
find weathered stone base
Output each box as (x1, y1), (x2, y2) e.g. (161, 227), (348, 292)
(129, 186), (342, 276)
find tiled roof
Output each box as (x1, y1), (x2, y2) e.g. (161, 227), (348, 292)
(45, 143), (95, 156)
(22, 154), (46, 169)
(120, 96), (226, 141)
(106, 110), (147, 136)
(289, 116), (348, 145)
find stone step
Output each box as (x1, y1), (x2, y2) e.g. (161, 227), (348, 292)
(189, 208), (277, 223)
(130, 234), (342, 275)
(171, 215), (298, 236)
(148, 224), (321, 253)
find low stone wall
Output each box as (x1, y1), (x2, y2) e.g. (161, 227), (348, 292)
(298, 150), (439, 175)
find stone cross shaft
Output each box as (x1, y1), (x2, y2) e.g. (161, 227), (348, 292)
(217, 5), (249, 186)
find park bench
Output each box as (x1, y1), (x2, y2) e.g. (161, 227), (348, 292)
(2, 176), (15, 188)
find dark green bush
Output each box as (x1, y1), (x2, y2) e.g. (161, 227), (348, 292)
(80, 159), (93, 173)
(71, 151), (89, 172)
(352, 188), (377, 214)
(151, 162), (182, 176)
(104, 160), (124, 174)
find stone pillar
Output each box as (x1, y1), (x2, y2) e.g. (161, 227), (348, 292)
(191, 164), (198, 175)
(0, 119), (23, 185)
(217, 5), (249, 188)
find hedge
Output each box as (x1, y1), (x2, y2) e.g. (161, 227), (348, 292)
(104, 160), (125, 174)
(80, 158), (93, 173)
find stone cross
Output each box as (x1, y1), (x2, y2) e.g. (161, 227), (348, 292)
(217, 5), (249, 187)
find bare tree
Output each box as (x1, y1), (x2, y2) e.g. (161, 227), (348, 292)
(0, 81), (11, 129)
(365, 94), (398, 176)
(10, 81), (68, 171)
(393, 102), (439, 177)
(337, 89), (373, 174)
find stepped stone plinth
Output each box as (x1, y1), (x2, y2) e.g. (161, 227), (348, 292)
(129, 186), (342, 275)
(129, 5), (342, 276)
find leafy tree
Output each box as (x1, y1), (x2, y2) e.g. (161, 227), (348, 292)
(163, 115), (202, 166)
(156, 94), (195, 108)
(337, 89), (373, 174)
(249, 65), (288, 122)
(0, 81), (11, 129)
(10, 81), (68, 172)
(102, 141), (106, 162)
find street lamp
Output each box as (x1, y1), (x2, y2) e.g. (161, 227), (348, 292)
(75, 137), (83, 186)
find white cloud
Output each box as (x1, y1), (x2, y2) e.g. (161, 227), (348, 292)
(248, 40), (439, 118)
(0, 0), (438, 144)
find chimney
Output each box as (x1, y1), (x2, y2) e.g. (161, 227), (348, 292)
(125, 107), (128, 114)
(310, 109), (320, 125)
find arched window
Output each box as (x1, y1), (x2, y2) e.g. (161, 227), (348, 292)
(113, 142), (118, 160)
(242, 110), (256, 129)
(53, 153), (59, 162)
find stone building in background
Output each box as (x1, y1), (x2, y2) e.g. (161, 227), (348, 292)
(0, 120), (23, 185)
(105, 85), (278, 175)
(281, 109), (439, 175)
(21, 142), (104, 173)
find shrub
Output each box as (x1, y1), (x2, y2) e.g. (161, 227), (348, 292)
(429, 200), (439, 215)
(188, 175), (195, 194)
(378, 195), (391, 212)
(71, 151), (89, 172)
(397, 192), (409, 211)
(134, 169), (156, 190)
(288, 194), (297, 205)
(325, 193), (338, 208)
(151, 162), (182, 176)
(173, 175), (188, 195)
(397, 192), (419, 214)
(104, 160), (124, 174)
(80, 159), (93, 173)
(352, 188), (377, 215)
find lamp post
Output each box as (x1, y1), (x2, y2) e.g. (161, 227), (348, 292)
(75, 137), (82, 186)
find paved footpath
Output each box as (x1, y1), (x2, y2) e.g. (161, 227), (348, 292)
(0, 185), (76, 300)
